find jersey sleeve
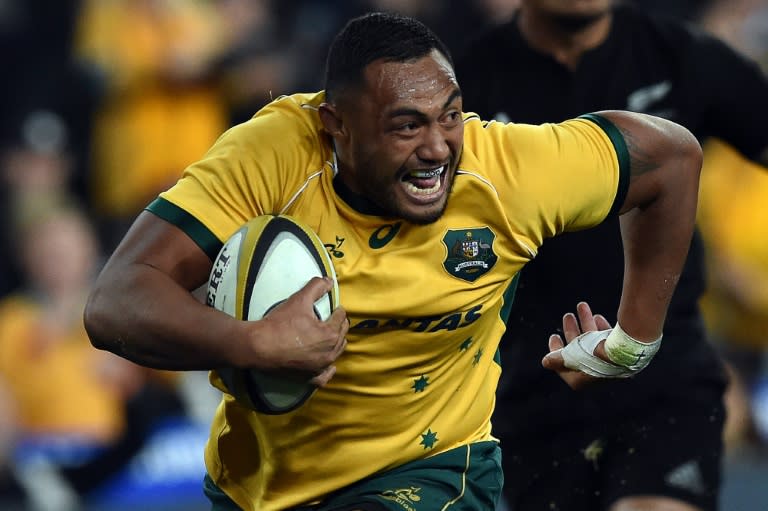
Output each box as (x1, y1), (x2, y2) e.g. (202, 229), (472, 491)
(464, 114), (629, 251)
(147, 94), (329, 259)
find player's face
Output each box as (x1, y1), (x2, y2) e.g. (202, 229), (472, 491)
(335, 50), (463, 224)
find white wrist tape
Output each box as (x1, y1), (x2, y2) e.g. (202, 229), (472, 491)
(561, 329), (634, 378)
(560, 325), (663, 378)
(603, 323), (662, 372)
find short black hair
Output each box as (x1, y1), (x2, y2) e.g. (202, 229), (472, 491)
(323, 12), (454, 102)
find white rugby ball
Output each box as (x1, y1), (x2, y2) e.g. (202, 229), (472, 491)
(206, 214), (339, 414)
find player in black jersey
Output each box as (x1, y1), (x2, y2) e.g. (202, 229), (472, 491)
(456, 1), (768, 511)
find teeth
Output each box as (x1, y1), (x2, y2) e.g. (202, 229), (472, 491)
(404, 179), (441, 195)
(409, 166), (444, 178)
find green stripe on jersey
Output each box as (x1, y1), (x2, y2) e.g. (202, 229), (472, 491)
(146, 197), (223, 260)
(579, 113), (630, 218)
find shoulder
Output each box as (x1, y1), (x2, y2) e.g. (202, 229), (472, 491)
(455, 18), (523, 73)
(459, 18), (518, 54)
(610, 4), (710, 58)
(213, 91), (332, 170)
(460, 114), (526, 169)
(235, 92), (327, 140)
(616, 3), (742, 62)
(461, 115), (617, 174)
(462, 114), (610, 148)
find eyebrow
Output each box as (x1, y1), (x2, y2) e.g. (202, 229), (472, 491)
(388, 88), (463, 119)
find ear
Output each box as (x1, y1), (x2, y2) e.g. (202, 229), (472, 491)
(319, 102), (346, 138)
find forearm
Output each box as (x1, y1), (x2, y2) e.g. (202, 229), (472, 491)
(555, 165), (699, 381)
(593, 110), (703, 341)
(552, 112), (702, 381)
(617, 154), (700, 341)
(84, 263), (250, 371)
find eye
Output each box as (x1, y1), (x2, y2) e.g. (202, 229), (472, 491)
(395, 122), (420, 134)
(442, 111), (462, 126)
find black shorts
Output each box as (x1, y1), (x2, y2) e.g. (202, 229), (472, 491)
(500, 381), (726, 511)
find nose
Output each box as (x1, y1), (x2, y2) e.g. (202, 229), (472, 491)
(416, 125), (451, 163)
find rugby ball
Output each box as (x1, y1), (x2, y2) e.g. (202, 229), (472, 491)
(206, 214), (339, 414)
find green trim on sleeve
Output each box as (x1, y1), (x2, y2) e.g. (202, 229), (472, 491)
(578, 113), (630, 218)
(146, 198), (223, 261)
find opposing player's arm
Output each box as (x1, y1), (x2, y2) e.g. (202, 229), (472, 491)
(543, 111), (701, 383)
(83, 211), (346, 382)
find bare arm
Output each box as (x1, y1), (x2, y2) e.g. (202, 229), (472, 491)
(542, 111), (702, 383)
(83, 211), (347, 382)
(606, 110), (702, 342)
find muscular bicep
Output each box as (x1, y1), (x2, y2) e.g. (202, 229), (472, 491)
(100, 210), (213, 291)
(596, 110), (703, 214)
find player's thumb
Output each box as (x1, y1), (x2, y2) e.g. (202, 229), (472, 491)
(542, 349), (565, 371)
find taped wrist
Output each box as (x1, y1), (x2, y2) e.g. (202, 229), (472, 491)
(604, 323), (662, 372)
(560, 329), (633, 378)
(560, 325), (663, 378)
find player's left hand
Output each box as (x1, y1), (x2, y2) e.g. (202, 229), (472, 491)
(541, 301), (613, 389)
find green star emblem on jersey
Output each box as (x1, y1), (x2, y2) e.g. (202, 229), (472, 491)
(473, 348), (484, 366)
(459, 337), (473, 351)
(420, 429), (438, 449)
(412, 375), (429, 392)
(442, 227), (497, 282)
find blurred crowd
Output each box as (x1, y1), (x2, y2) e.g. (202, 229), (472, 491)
(0, 0), (767, 510)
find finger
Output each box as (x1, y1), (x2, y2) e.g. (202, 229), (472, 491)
(562, 312), (581, 342)
(309, 365), (336, 387)
(299, 276), (334, 304)
(593, 339), (609, 361)
(576, 301), (598, 332)
(329, 336), (347, 360)
(542, 347), (564, 371)
(542, 352), (591, 390)
(548, 334), (564, 352)
(594, 314), (612, 330)
(325, 309), (348, 342)
(328, 307), (348, 328)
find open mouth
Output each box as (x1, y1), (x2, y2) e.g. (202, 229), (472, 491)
(400, 165), (446, 198)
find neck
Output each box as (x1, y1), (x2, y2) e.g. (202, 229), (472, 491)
(518, 7), (613, 70)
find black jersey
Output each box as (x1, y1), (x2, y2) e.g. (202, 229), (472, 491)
(456, 4), (768, 434)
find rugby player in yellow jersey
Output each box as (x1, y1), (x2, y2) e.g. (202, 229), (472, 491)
(84, 11), (702, 511)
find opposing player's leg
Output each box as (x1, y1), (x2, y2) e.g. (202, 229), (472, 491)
(600, 380), (726, 511)
(499, 422), (606, 510)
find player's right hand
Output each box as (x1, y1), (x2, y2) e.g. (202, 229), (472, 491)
(248, 277), (348, 387)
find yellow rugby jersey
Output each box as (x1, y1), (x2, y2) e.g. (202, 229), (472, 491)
(148, 92), (628, 510)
